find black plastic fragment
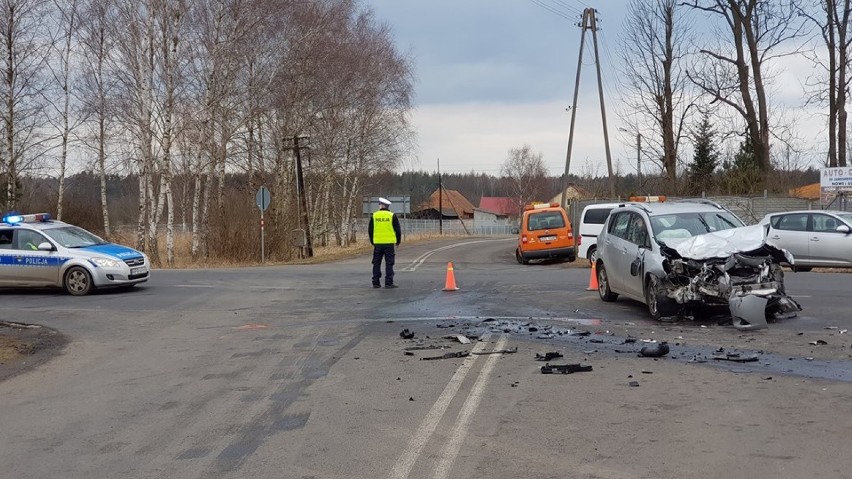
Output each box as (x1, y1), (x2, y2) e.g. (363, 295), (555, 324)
(535, 352), (564, 361)
(540, 363), (593, 374)
(399, 329), (415, 339)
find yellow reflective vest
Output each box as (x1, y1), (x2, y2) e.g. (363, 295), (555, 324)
(371, 210), (397, 244)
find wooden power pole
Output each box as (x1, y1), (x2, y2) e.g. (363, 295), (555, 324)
(561, 7), (616, 207)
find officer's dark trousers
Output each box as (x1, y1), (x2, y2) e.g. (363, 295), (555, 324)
(372, 244), (395, 285)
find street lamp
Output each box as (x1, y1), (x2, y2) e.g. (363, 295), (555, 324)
(619, 128), (642, 194)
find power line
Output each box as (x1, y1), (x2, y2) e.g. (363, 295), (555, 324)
(528, 0), (578, 21)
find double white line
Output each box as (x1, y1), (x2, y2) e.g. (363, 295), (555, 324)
(388, 334), (510, 479)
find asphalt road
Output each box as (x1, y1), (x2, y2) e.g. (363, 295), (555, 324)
(1, 236), (851, 479)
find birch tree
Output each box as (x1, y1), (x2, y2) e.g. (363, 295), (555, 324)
(78, 0), (116, 236)
(0, 0), (50, 212)
(501, 144), (548, 213)
(47, 0), (79, 220)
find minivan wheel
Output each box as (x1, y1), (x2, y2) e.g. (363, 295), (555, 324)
(645, 275), (677, 320)
(515, 249), (529, 265)
(587, 247), (598, 266)
(597, 263), (618, 302)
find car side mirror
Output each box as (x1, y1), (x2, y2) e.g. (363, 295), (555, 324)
(37, 242), (54, 251)
(836, 225), (851, 234)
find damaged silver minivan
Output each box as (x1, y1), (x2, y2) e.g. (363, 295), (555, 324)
(596, 200), (801, 330)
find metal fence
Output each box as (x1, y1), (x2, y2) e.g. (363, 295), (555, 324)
(354, 195), (840, 239)
(570, 195), (819, 226)
(355, 218), (515, 238)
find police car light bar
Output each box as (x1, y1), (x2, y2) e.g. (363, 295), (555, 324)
(2, 213), (52, 224)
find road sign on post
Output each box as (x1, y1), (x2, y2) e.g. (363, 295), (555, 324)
(256, 186), (271, 263)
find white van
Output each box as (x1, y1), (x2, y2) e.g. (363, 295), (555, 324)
(577, 203), (620, 264)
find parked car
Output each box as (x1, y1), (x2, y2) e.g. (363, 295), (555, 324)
(577, 202), (619, 265)
(0, 213), (150, 295)
(596, 200), (801, 329)
(514, 202), (576, 264)
(758, 210), (852, 271)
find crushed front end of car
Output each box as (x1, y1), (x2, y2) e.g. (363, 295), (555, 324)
(656, 225), (802, 330)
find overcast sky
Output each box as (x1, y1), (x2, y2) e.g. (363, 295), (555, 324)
(368, 0), (824, 177)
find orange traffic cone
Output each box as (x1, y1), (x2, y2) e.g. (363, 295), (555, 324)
(586, 262), (599, 291)
(443, 262), (459, 291)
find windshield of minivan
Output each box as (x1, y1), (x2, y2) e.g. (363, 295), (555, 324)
(650, 212), (743, 242)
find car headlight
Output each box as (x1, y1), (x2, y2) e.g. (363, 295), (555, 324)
(90, 257), (122, 268)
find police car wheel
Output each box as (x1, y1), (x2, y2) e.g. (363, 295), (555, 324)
(65, 266), (93, 296)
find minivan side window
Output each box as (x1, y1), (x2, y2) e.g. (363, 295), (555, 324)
(610, 213), (631, 239)
(626, 213), (650, 247)
(583, 208), (612, 224)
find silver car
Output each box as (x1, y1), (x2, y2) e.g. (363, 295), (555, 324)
(759, 210), (852, 271)
(596, 200), (800, 329)
(0, 213), (150, 295)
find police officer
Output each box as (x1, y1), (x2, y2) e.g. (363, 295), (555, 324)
(368, 197), (401, 288)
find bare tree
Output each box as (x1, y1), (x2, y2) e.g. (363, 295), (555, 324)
(801, 0), (852, 167)
(0, 0), (50, 211)
(501, 144), (548, 212)
(685, 0), (806, 189)
(47, 0), (79, 220)
(78, 0), (116, 236)
(619, 0), (693, 194)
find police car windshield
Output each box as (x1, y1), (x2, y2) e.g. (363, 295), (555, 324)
(43, 226), (108, 248)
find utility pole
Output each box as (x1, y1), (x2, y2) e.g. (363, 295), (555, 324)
(561, 8), (616, 206)
(290, 135), (313, 258)
(438, 158), (443, 235)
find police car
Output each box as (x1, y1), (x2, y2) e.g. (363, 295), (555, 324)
(0, 213), (150, 295)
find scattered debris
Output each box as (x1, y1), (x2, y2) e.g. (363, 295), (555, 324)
(528, 326), (538, 332)
(763, 377), (773, 380)
(570, 331), (591, 337)
(455, 335), (471, 344)
(409, 397), (414, 401)
(481, 318), (496, 323)
(403, 351), (414, 356)
(472, 347), (518, 355)
(614, 349), (635, 354)
(639, 342), (670, 358)
(588, 338), (605, 344)
(583, 350), (597, 354)
(421, 351), (469, 361)
(404, 345), (444, 351)
(641, 370), (653, 374)
(540, 363), (593, 374)
(712, 352), (759, 362)
(436, 323), (455, 329)
(399, 329), (415, 339)
(809, 340), (828, 346)
(535, 352), (564, 361)
(841, 330), (848, 335)
(628, 381), (640, 387)
(622, 338), (637, 344)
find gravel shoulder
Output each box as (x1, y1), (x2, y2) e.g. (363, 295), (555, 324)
(0, 321), (68, 382)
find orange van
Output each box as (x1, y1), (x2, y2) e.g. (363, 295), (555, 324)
(515, 202), (577, 264)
